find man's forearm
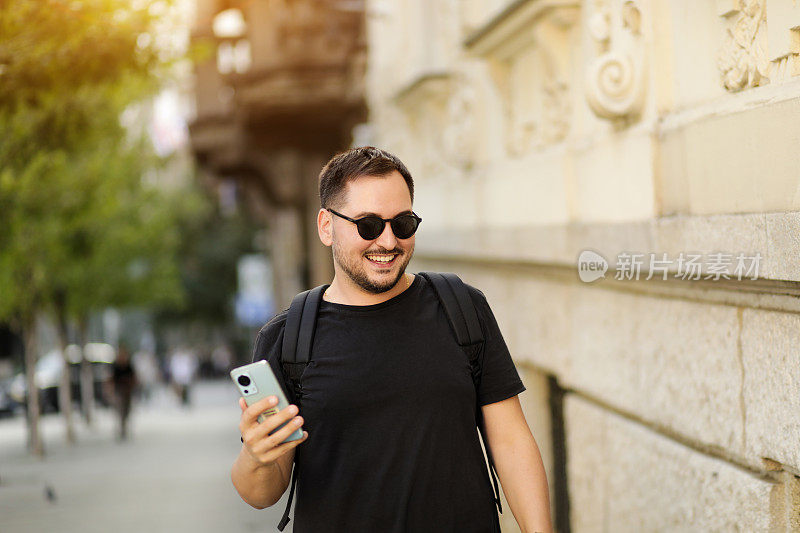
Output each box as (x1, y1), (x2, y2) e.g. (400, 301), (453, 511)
(231, 446), (290, 509)
(493, 432), (553, 533)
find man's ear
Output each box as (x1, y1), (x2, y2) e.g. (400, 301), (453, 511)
(318, 208), (333, 247)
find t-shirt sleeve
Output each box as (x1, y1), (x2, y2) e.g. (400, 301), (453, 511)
(466, 285), (526, 406)
(251, 309), (293, 403)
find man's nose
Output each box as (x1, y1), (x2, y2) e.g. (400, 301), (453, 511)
(374, 220), (398, 248)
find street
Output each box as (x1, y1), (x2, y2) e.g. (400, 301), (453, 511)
(0, 380), (293, 533)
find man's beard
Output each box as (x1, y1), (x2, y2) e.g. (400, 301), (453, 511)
(331, 235), (413, 295)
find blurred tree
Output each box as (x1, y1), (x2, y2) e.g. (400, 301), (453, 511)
(0, 0), (199, 455)
(160, 204), (256, 327)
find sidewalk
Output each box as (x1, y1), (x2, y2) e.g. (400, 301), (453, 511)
(0, 380), (294, 532)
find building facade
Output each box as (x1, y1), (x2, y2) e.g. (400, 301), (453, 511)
(190, 0), (367, 306)
(362, 0), (800, 530)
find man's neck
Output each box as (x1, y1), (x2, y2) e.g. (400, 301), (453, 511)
(324, 272), (413, 306)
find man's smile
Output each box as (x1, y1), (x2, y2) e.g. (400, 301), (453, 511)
(365, 252), (399, 267)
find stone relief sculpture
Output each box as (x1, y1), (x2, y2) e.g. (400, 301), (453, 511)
(717, 0), (800, 89)
(443, 81), (478, 170)
(585, 0), (646, 120)
(505, 52), (540, 156)
(717, 0), (769, 91)
(391, 68), (479, 177)
(765, 1), (800, 83)
(505, 73), (572, 155)
(541, 79), (570, 144)
(504, 10), (577, 155)
(463, 1), (578, 156)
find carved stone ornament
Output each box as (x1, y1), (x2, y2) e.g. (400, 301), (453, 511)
(442, 81), (478, 170)
(463, 1), (579, 156)
(505, 58), (572, 156)
(717, 0), (769, 91)
(765, 1), (800, 82)
(541, 79), (570, 143)
(585, 0), (647, 120)
(392, 73), (471, 175)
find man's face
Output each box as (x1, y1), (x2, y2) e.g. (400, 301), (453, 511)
(328, 170), (415, 294)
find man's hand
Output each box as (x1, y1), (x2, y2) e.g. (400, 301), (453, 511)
(238, 395), (308, 467)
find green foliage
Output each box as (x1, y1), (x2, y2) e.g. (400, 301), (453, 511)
(0, 0), (197, 326)
(55, 145), (207, 315)
(159, 201), (257, 325)
(0, 0), (162, 105)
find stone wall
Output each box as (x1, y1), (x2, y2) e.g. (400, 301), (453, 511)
(364, 0), (800, 530)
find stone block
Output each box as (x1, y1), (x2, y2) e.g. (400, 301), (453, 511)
(506, 276), (574, 377)
(415, 210), (800, 283)
(765, 212), (800, 282)
(565, 395), (777, 531)
(652, 213), (767, 279)
(679, 97), (800, 216)
(483, 148), (571, 227)
(741, 308), (800, 473)
(564, 288), (744, 453)
(571, 131), (656, 223)
(659, 0), (725, 111)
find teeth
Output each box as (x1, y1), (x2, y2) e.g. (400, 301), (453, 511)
(366, 254), (395, 263)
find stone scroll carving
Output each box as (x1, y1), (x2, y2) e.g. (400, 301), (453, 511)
(584, 0), (647, 120)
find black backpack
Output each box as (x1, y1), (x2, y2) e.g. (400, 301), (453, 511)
(276, 271), (503, 531)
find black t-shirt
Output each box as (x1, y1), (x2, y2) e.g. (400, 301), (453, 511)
(252, 274), (526, 532)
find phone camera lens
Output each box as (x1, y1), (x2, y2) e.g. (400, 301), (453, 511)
(237, 375), (251, 387)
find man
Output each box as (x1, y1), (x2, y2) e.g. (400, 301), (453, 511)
(231, 147), (552, 532)
(109, 344), (137, 441)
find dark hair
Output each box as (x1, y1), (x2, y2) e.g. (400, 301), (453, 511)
(318, 146), (414, 209)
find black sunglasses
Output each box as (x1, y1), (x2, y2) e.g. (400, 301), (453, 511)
(327, 208), (422, 240)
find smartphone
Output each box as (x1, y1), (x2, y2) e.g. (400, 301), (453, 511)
(230, 360), (304, 443)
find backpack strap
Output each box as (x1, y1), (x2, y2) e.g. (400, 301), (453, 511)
(418, 272), (503, 516)
(419, 272), (483, 345)
(277, 284), (326, 531)
(281, 285), (327, 395)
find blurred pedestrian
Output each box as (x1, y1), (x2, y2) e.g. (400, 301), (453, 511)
(169, 346), (197, 407)
(132, 349), (160, 405)
(110, 344), (138, 441)
(211, 344), (233, 377)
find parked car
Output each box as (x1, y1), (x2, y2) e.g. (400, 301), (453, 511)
(7, 343), (116, 414)
(0, 376), (22, 418)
